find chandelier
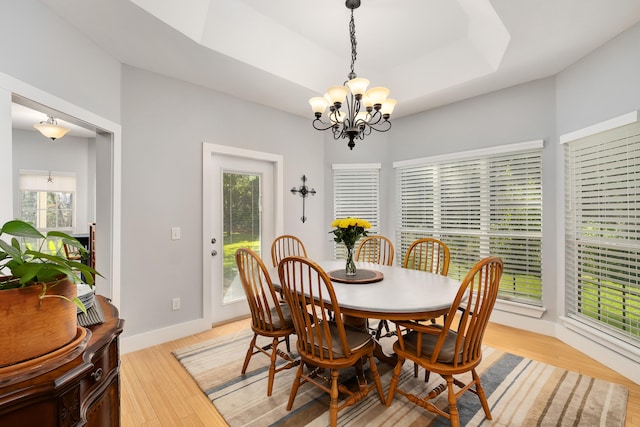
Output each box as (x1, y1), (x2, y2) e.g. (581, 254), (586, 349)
(308, 0), (396, 150)
(33, 115), (70, 141)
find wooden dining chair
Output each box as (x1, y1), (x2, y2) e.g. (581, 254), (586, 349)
(356, 235), (394, 266)
(235, 248), (299, 396)
(271, 234), (307, 267)
(277, 256), (385, 427)
(403, 237), (451, 377)
(63, 242), (83, 261)
(356, 235), (395, 339)
(402, 237), (450, 275)
(385, 256), (504, 427)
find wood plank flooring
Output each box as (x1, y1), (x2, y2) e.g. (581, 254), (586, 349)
(121, 318), (639, 426)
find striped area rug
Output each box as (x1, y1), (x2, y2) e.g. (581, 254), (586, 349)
(173, 328), (628, 426)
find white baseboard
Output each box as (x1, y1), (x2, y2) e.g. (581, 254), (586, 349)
(489, 307), (556, 336)
(120, 318), (211, 354)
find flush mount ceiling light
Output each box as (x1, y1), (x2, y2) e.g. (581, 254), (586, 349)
(33, 115), (70, 141)
(309, 0), (396, 150)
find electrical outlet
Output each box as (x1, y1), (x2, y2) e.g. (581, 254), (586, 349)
(172, 297), (181, 311)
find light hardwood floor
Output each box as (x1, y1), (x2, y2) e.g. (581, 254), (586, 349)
(121, 318), (639, 426)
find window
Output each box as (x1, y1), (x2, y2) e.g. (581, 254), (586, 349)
(564, 119), (640, 346)
(395, 141), (543, 305)
(19, 171), (76, 231)
(332, 164), (381, 258)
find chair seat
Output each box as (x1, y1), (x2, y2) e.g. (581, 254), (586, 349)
(400, 328), (462, 364)
(268, 303), (293, 330)
(304, 322), (373, 359)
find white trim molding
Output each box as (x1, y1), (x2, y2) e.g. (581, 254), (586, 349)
(393, 139), (544, 168)
(121, 318), (211, 354)
(494, 299), (546, 319)
(332, 163), (381, 170)
(559, 111), (639, 144)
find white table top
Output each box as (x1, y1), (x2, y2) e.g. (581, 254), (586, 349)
(271, 260), (462, 321)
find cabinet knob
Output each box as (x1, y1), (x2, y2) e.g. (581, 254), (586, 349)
(91, 367), (103, 382)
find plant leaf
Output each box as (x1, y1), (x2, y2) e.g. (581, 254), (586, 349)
(13, 262), (44, 284)
(1, 220), (44, 239)
(72, 297), (87, 315)
(0, 239), (22, 260)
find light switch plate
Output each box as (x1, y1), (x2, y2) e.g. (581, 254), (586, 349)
(171, 227), (181, 240)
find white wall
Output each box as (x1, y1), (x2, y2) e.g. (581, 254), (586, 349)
(0, 1), (121, 123)
(119, 65), (325, 339)
(12, 129), (96, 234)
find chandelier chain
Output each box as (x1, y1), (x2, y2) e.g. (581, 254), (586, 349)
(349, 8), (357, 77)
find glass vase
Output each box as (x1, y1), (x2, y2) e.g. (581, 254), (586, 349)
(345, 245), (357, 276)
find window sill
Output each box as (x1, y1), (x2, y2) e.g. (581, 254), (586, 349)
(494, 299), (546, 318)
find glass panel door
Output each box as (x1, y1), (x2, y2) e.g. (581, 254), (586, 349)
(222, 171), (261, 304)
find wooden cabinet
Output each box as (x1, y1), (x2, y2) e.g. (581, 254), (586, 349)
(0, 297), (124, 426)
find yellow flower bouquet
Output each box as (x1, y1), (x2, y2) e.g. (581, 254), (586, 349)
(329, 217), (371, 276)
(329, 217), (371, 247)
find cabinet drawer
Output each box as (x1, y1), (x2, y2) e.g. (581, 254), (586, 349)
(81, 340), (118, 399)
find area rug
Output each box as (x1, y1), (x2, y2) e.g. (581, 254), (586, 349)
(173, 328), (628, 426)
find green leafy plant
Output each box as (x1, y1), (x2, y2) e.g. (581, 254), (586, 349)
(0, 219), (99, 313)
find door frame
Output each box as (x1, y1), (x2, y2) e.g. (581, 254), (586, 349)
(202, 142), (283, 326)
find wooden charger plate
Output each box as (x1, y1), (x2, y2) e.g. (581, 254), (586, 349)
(328, 269), (383, 284)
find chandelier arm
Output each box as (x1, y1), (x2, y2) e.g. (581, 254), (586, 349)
(312, 119), (339, 132)
(364, 120), (392, 134)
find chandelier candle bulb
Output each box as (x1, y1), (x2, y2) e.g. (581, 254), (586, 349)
(347, 77), (370, 98)
(327, 86), (349, 106)
(366, 87), (390, 107)
(381, 99), (398, 117)
(309, 97), (329, 117)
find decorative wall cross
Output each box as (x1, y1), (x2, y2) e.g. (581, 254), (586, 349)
(290, 175), (317, 223)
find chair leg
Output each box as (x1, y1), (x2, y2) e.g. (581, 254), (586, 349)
(286, 361), (305, 410)
(385, 356), (405, 406)
(473, 369), (492, 420)
(445, 375), (460, 427)
(266, 337), (278, 396)
(375, 320), (391, 340)
(329, 369), (340, 427)
(241, 333), (258, 374)
(368, 354), (385, 404)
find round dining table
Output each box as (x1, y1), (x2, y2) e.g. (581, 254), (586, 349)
(270, 259), (462, 364)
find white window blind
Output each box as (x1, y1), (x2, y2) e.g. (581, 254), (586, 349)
(565, 120), (640, 345)
(18, 171), (76, 232)
(396, 143), (543, 305)
(332, 164), (381, 259)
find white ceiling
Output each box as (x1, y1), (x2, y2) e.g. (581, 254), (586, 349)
(20, 0), (640, 126)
